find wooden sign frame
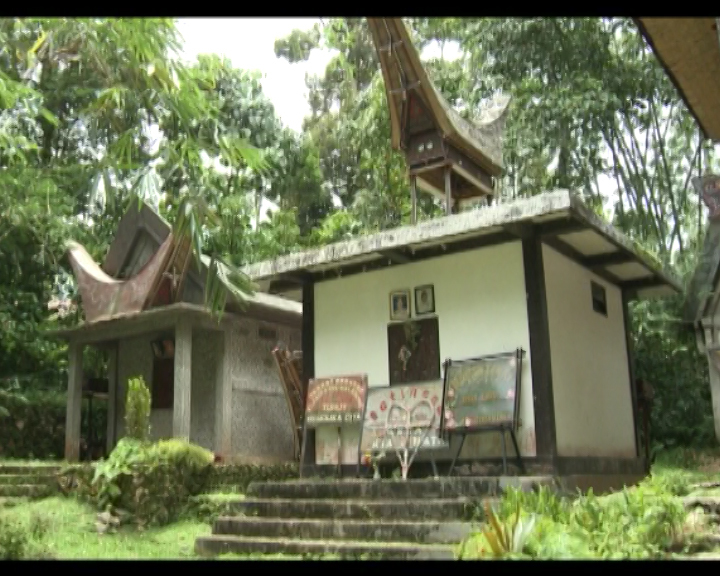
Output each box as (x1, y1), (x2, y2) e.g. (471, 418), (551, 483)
(298, 374), (368, 479)
(440, 348), (526, 475)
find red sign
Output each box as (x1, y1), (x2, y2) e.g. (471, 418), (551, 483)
(304, 375), (368, 428)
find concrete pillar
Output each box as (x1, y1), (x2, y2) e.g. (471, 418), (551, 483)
(704, 351), (720, 443)
(106, 344), (118, 454)
(214, 330), (233, 458)
(64, 342), (84, 462)
(173, 319), (192, 440)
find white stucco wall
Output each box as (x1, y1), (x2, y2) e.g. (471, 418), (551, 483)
(543, 245), (637, 458)
(313, 241), (537, 464)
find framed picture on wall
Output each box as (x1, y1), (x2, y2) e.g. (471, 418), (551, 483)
(414, 284), (435, 315)
(389, 289), (411, 321)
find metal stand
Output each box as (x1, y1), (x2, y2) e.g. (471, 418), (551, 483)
(447, 425), (525, 476)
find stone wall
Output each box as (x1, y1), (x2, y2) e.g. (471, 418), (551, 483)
(113, 316), (301, 463)
(228, 317), (301, 463)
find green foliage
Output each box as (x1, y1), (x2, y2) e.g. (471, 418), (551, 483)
(0, 516), (30, 560)
(459, 501), (536, 559)
(0, 390), (106, 460)
(124, 376), (151, 442)
(499, 485), (571, 524)
(91, 438), (214, 527)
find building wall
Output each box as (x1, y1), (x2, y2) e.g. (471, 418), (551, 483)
(313, 241), (536, 464)
(113, 317), (301, 463)
(228, 317), (301, 463)
(543, 245), (636, 458)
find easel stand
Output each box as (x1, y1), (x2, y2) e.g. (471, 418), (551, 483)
(447, 425), (525, 476)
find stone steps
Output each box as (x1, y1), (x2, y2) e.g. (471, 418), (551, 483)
(0, 484), (55, 498)
(229, 497), (479, 521)
(0, 465), (61, 475)
(213, 516), (474, 544)
(0, 474), (56, 486)
(246, 476), (553, 500)
(0, 464), (60, 506)
(195, 475), (554, 558)
(194, 534), (456, 559)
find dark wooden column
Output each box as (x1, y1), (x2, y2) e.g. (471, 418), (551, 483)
(444, 166), (453, 215)
(522, 233), (558, 465)
(410, 175), (418, 225)
(301, 277), (316, 467)
(622, 290), (642, 461)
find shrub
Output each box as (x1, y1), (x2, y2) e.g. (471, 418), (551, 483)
(92, 438), (214, 527)
(0, 516), (29, 560)
(0, 390), (106, 460)
(124, 376), (151, 442)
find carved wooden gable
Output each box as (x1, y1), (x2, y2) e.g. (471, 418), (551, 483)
(387, 317), (441, 385)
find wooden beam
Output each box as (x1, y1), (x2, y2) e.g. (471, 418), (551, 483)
(444, 165), (452, 215)
(622, 276), (662, 292)
(583, 251), (634, 269)
(410, 175), (418, 225)
(622, 290), (643, 463)
(301, 279), (316, 468)
(503, 222), (534, 241)
(537, 219), (587, 238)
(543, 237), (622, 286)
(522, 233), (558, 463)
(378, 249), (412, 265)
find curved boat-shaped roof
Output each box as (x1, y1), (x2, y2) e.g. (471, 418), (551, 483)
(67, 234), (174, 323)
(367, 17), (510, 176)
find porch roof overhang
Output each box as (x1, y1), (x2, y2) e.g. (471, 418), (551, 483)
(635, 18), (720, 142)
(48, 297), (301, 346)
(243, 190), (682, 301)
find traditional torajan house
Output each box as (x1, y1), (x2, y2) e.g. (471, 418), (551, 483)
(51, 201), (302, 463)
(241, 19), (683, 490)
(636, 19), (720, 442)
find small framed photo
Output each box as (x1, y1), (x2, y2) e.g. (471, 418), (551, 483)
(389, 289), (411, 321)
(414, 284), (435, 315)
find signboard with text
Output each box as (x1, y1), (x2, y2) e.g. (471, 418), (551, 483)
(442, 350), (523, 432)
(304, 374), (368, 428)
(359, 380), (448, 453)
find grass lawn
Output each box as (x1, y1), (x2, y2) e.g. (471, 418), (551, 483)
(2, 497), (209, 559)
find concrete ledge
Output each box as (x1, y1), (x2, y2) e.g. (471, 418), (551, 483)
(195, 535), (456, 559)
(228, 497), (478, 521)
(559, 474), (645, 495)
(246, 476), (555, 500)
(213, 517), (473, 544)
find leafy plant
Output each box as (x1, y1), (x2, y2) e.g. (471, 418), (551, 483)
(124, 376), (151, 442)
(459, 501), (536, 559)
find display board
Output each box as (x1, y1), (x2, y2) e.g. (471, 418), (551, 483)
(359, 380), (448, 453)
(442, 349), (523, 432)
(304, 374), (368, 428)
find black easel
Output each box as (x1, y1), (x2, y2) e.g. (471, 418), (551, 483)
(441, 348), (526, 476)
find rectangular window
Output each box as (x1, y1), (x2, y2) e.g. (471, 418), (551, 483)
(151, 357), (174, 410)
(591, 281), (607, 317)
